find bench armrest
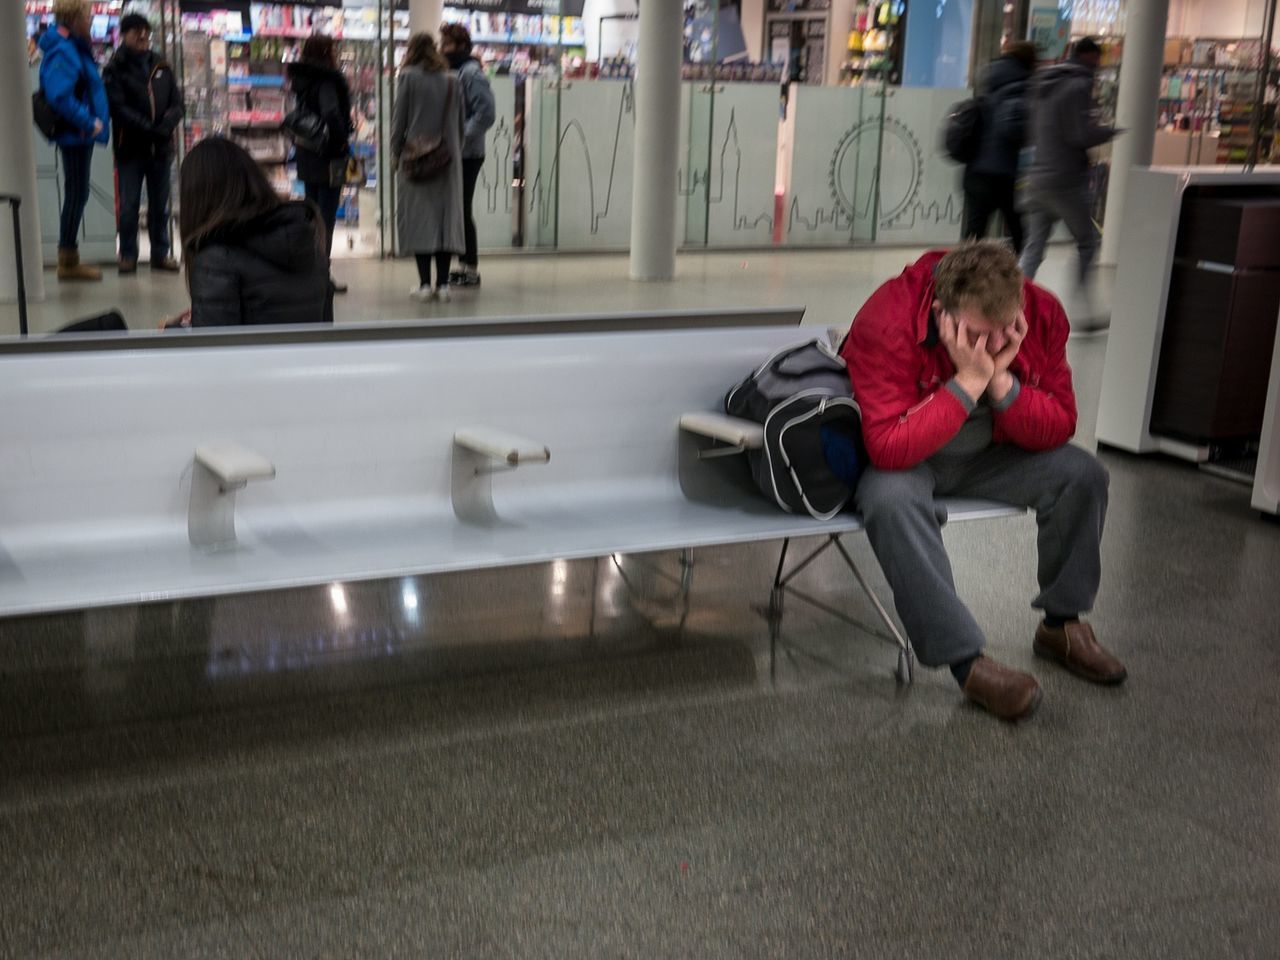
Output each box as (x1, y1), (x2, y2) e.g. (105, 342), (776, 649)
(194, 443), (276, 487)
(679, 413), (764, 451)
(454, 427), (551, 466)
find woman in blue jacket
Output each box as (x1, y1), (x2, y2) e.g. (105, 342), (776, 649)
(39, 0), (111, 281)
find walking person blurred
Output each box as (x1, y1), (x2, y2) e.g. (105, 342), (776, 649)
(391, 33), (464, 303)
(286, 34), (355, 294)
(961, 41), (1036, 253)
(38, 0), (111, 282)
(1019, 37), (1119, 328)
(440, 23), (495, 289)
(103, 12), (184, 275)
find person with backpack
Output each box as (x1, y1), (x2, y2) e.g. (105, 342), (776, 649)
(439, 23), (496, 289)
(102, 13), (184, 275)
(840, 240), (1125, 723)
(286, 34), (355, 294)
(38, 0), (111, 282)
(1018, 37), (1119, 327)
(961, 41), (1036, 252)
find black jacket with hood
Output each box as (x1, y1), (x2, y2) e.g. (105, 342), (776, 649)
(1027, 57), (1116, 188)
(967, 54), (1032, 178)
(188, 202), (334, 327)
(102, 44), (184, 162)
(286, 60), (354, 185)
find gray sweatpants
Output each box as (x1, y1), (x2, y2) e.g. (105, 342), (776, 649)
(1018, 182), (1098, 287)
(854, 443), (1108, 668)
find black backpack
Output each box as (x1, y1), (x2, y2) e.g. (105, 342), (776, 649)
(942, 96), (985, 164)
(724, 339), (865, 521)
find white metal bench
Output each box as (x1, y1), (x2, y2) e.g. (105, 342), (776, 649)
(0, 325), (1021, 682)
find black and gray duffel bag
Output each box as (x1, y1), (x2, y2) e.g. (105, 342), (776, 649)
(724, 339), (865, 520)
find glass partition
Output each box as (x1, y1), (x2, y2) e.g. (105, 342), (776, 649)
(783, 84), (883, 245)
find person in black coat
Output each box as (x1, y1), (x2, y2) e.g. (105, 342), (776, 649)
(166, 138), (332, 328)
(286, 35), (354, 292)
(961, 41), (1036, 253)
(102, 13), (185, 274)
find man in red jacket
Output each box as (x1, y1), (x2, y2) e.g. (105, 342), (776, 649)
(840, 241), (1125, 721)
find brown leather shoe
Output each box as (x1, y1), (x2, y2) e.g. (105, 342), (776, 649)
(962, 655), (1043, 722)
(1034, 620), (1127, 685)
(150, 256), (181, 273)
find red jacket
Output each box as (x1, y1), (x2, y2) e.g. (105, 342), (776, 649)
(840, 250), (1077, 471)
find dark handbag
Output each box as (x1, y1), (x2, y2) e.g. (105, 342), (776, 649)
(32, 89), (74, 142)
(281, 106), (329, 154)
(401, 76), (454, 183)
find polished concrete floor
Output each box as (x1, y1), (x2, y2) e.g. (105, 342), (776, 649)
(2, 251), (1276, 959)
(0, 243), (1108, 338)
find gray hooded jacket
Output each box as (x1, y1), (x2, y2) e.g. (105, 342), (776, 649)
(1027, 58), (1116, 189)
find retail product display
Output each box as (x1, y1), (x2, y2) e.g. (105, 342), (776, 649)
(841, 1), (904, 85)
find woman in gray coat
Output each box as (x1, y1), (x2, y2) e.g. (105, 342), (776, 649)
(392, 33), (465, 302)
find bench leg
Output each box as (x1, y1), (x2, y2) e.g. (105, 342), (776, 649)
(769, 534), (915, 685)
(188, 464), (244, 550)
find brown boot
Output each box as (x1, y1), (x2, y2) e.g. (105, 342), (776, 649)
(57, 248), (102, 282)
(962, 655), (1043, 722)
(1034, 620), (1127, 685)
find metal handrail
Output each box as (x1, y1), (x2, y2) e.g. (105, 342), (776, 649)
(0, 193), (29, 337)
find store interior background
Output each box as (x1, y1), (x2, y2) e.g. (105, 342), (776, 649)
(19, 0), (1280, 268)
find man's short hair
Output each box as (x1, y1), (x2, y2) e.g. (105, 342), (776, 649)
(440, 22), (472, 53)
(1073, 36), (1102, 59)
(934, 241), (1024, 323)
(119, 12), (151, 35)
(1003, 40), (1037, 70)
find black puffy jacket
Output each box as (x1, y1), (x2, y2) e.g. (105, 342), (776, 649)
(285, 60), (353, 185)
(102, 44), (184, 162)
(188, 202), (333, 327)
(968, 55), (1033, 178)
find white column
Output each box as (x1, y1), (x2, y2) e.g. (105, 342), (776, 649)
(0, 0), (46, 331)
(1099, 0), (1170, 265)
(629, 0), (683, 282)
(409, 0), (444, 34)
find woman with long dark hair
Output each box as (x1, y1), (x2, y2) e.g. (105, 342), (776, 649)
(391, 33), (464, 303)
(287, 34), (354, 293)
(171, 138), (332, 327)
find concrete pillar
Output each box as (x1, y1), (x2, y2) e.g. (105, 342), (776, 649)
(1099, 0), (1170, 265)
(629, 0), (682, 282)
(0, 0), (46, 331)
(409, 0), (444, 35)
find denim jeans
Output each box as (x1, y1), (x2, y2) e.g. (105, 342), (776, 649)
(58, 143), (94, 250)
(117, 153), (174, 263)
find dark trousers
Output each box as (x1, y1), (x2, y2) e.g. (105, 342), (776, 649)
(962, 171), (1023, 253)
(1019, 182), (1098, 286)
(459, 156), (484, 268)
(415, 252), (453, 288)
(305, 181), (342, 258)
(58, 143), (95, 250)
(116, 153), (173, 263)
(855, 443), (1109, 668)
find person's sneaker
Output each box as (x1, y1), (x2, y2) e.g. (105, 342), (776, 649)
(962, 655), (1043, 722)
(1034, 620), (1127, 685)
(409, 284), (434, 303)
(117, 258), (137, 275)
(331, 274), (348, 294)
(150, 256), (181, 273)
(449, 270), (481, 287)
(434, 284), (452, 303)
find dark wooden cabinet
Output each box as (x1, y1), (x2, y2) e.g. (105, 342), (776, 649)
(1150, 197), (1280, 444)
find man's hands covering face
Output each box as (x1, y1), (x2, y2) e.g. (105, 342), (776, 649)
(938, 310), (995, 404)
